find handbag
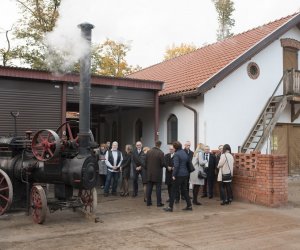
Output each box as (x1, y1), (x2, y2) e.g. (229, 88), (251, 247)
(186, 160), (195, 173)
(198, 170), (207, 179)
(222, 173), (232, 181)
(221, 154), (232, 182)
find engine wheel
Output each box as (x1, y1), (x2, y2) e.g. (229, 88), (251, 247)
(31, 185), (47, 224)
(56, 120), (79, 143)
(0, 169), (13, 215)
(31, 129), (61, 161)
(78, 188), (97, 213)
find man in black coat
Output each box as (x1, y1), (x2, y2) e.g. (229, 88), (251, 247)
(145, 140), (165, 207)
(164, 145), (176, 202)
(132, 141), (145, 197)
(202, 145), (217, 199)
(164, 141), (192, 212)
(182, 141), (193, 199)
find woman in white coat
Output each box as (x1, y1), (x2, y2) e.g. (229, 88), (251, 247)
(190, 143), (205, 205)
(217, 144), (234, 205)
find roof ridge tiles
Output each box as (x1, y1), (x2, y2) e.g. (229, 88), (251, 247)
(129, 11), (300, 98)
(128, 11), (300, 76)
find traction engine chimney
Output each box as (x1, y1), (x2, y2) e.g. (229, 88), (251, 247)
(77, 23), (94, 156)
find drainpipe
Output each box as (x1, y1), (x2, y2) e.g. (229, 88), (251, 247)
(181, 95), (198, 148)
(154, 91), (159, 142)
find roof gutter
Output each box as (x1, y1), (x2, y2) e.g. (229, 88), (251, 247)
(181, 95), (198, 148)
(160, 89), (199, 102)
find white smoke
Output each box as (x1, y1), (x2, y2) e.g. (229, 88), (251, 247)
(45, 27), (89, 73)
(45, 0), (124, 73)
(44, 0), (100, 73)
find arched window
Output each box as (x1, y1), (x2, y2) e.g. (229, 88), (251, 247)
(135, 119), (143, 142)
(167, 114), (178, 144)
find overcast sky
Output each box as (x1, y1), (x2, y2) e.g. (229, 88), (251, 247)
(0, 0), (299, 68)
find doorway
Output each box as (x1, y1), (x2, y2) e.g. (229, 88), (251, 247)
(283, 47), (298, 71)
(272, 123), (300, 174)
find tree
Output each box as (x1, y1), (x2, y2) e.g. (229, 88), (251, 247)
(6, 0), (140, 76)
(0, 27), (18, 66)
(13, 0), (61, 69)
(163, 43), (197, 61)
(212, 0), (235, 41)
(93, 39), (141, 77)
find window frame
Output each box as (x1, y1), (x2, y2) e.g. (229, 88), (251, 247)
(167, 114), (178, 144)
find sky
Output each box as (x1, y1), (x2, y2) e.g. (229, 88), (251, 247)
(0, 0), (300, 69)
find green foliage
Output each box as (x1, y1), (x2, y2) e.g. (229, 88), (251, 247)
(164, 43), (197, 61)
(1, 0), (141, 76)
(92, 39), (141, 77)
(212, 0), (235, 41)
(13, 0), (61, 69)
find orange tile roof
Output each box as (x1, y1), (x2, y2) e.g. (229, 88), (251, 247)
(129, 12), (300, 97)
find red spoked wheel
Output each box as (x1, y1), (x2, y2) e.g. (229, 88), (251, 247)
(0, 169), (13, 215)
(56, 121), (79, 142)
(31, 129), (61, 161)
(78, 188), (97, 213)
(31, 185), (47, 224)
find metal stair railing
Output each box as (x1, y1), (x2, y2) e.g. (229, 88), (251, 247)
(241, 72), (288, 153)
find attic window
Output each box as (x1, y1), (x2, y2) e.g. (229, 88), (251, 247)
(247, 62), (260, 79)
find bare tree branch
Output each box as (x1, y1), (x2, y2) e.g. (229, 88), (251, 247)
(1, 26), (13, 66)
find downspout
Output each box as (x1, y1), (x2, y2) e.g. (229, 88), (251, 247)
(181, 95), (198, 148)
(154, 91), (159, 142)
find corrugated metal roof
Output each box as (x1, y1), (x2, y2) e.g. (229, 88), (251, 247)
(0, 66), (164, 91)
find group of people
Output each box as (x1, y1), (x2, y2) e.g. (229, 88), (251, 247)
(95, 140), (234, 212)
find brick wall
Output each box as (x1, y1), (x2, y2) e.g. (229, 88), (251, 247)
(232, 153), (288, 207)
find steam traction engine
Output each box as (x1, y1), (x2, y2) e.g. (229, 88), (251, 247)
(0, 23), (98, 224)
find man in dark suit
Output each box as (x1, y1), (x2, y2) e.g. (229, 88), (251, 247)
(182, 141), (193, 199)
(132, 141), (144, 197)
(202, 145), (217, 199)
(164, 141), (192, 212)
(145, 141), (165, 207)
(164, 145), (176, 202)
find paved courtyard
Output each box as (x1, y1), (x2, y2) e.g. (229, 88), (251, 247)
(1, 179), (300, 250)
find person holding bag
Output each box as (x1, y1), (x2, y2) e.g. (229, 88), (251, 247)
(190, 143), (205, 205)
(217, 144), (234, 205)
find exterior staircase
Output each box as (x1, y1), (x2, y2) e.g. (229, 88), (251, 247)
(241, 73), (289, 153)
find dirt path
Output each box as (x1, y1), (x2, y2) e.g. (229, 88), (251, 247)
(1, 182), (300, 250)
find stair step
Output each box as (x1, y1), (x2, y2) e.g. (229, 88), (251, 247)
(242, 92), (287, 152)
(245, 141), (258, 146)
(244, 147), (255, 150)
(249, 135), (262, 139)
(253, 129), (264, 132)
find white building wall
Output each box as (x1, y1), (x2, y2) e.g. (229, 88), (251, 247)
(159, 96), (203, 153)
(122, 28), (300, 155)
(119, 107), (155, 149)
(203, 27), (300, 152)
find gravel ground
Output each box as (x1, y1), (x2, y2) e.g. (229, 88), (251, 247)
(1, 179), (300, 250)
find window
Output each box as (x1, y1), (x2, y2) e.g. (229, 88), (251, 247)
(167, 114), (178, 144)
(135, 119), (143, 142)
(247, 62), (260, 79)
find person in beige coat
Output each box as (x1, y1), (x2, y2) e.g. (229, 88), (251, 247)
(217, 144), (234, 205)
(190, 143), (205, 205)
